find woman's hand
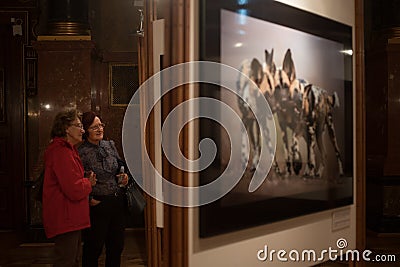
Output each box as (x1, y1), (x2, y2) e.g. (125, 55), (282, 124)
(89, 198), (101, 206)
(86, 171), (97, 186)
(117, 173), (129, 186)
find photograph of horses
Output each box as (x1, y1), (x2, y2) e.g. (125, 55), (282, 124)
(199, 0), (353, 237)
(219, 8), (352, 205)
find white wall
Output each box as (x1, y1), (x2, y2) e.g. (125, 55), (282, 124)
(274, 0), (354, 26)
(188, 0), (356, 266)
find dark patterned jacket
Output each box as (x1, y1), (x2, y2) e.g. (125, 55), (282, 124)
(78, 140), (122, 197)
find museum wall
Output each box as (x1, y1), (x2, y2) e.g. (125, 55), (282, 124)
(188, 0), (356, 266)
(26, 0), (143, 232)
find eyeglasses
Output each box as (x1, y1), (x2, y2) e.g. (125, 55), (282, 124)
(88, 123), (106, 131)
(71, 123), (84, 129)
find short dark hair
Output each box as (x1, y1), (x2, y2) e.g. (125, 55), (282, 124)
(81, 111), (100, 139)
(50, 110), (81, 138)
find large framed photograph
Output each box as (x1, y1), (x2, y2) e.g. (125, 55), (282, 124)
(199, 0), (353, 237)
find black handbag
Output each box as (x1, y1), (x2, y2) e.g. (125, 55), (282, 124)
(117, 159), (146, 214)
(125, 180), (146, 214)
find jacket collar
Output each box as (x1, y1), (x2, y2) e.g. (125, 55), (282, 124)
(82, 139), (103, 148)
(52, 136), (75, 150)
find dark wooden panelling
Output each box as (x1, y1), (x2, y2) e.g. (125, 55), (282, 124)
(101, 51), (138, 63)
(0, 185), (12, 227)
(0, 187), (11, 228)
(0, 68), (4, 122)
(364, 0), (400, 235)
(0, 138), (6, 174)
(25, 46), (37, 97)
(0, 0), (37, 9)
(0, 190), (6, 211)
(0, 10), (31, 230)
(89, 0), (140, 52)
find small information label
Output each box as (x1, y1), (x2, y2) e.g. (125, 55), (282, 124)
(332, 209), (351, 231)
(134, 0), (144, 7)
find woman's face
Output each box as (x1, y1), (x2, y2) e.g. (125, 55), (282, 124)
(87, 116), (105, 144)
(66, 118), (85, 145)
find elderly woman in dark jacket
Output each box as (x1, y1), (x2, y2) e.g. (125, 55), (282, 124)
(43, 109), (96, 267)
(78, 111), (128, 267)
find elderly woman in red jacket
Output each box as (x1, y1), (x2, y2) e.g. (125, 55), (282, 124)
(42, 110), (96, 267)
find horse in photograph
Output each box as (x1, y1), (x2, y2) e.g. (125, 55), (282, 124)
(271, 49), (304, 176)
(236, 58), (264, 170)
(236, 53), (275, 171)
(259, 49), (278, 112)
(301, 84), (344, 178)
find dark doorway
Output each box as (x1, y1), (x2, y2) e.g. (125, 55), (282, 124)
(0, 11), (26, 230)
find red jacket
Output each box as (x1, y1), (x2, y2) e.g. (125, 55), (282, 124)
(42, 137), (92, 238)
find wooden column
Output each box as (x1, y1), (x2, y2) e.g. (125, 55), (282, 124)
(354, 0), (366, 266)
(136, 1), (162, 267)
(162, 1), (190, 267)
(137, 0), (192, 265)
